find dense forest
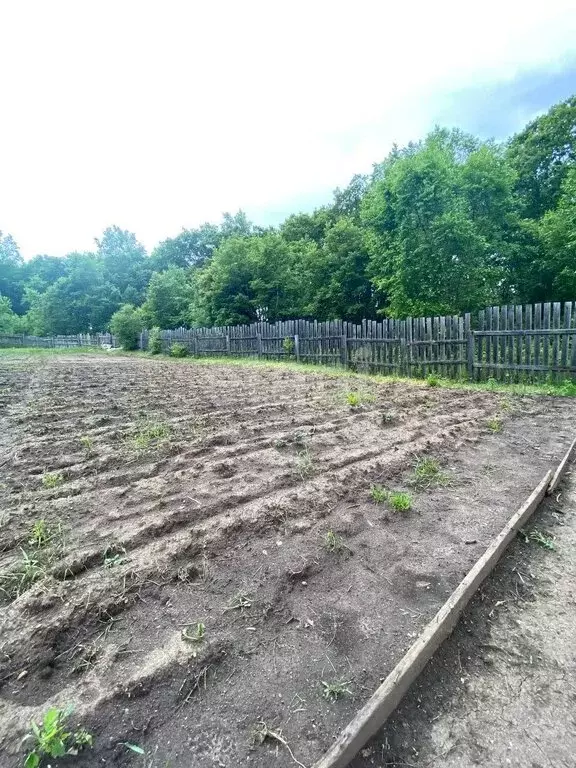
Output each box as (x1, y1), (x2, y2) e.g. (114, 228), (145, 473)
(1, 95), (575, 338)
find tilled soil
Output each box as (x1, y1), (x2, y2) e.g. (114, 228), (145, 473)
(350, 462), (576, 768)
(0, 353), (574, 768)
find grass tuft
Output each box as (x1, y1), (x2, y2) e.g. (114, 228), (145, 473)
(41, 471), (64, 489)
(412, 456), (449, 489)
(324, 530), (345, 553)
(370, 484), (388, 503)
(388, 491), (412, 511)
(486, 417), (502, 433)
(321, 680), (353, 702)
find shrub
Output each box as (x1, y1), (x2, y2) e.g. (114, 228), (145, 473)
(109, 305), (143, 351)
(148, 327), (163, 355)
(169, 342), (188, 358)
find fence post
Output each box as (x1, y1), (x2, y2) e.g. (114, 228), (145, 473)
(341, 333), (348, 368)
(225, 334), (230, 356)
(465, 313), (474, 380)
(294, 334), (300, 363)
(257, 333), (262, 359)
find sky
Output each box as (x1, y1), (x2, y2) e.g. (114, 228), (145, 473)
(1, 0), (575, 259)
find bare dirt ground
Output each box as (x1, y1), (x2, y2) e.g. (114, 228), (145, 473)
(351, 460), (576, 768)
(0, 353), (574, 768)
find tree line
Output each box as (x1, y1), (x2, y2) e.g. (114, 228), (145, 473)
(1, 95), (575, 340)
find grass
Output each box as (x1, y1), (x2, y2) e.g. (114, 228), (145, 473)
(224, 592), (252, 612)
(295, 446), (314, 478)
(388, 491), (412, 511)
(79, 435), (94, 456)
(103, 544), (128, 568)
(182, 622), (206, 643)
(41, 471), (64, 489)
(0, 549), (45, 601)
(23, 706), (92, 768)
(426, 374), (439, 387)
(520, 528), (556, 551)
(344, 390), (376, 407)
(486, 416), (502, 432)
(412, 456), (450, 489)
(129, 421), (171, 451)
(321, 680), (353, 702)
(324, 530), (345, 553)
(5, 347), (576, 398)
(370, 484), (388, 503)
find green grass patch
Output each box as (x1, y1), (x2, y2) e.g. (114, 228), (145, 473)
(412, 457), (450, 489)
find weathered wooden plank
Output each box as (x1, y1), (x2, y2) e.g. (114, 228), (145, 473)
(548, 438), (576, 495)
(313, 471), (552, 768)
(552, 301), (561, 381)
(561, 302), (571, 373)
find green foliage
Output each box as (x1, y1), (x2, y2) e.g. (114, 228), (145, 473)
(23, 706), (92, 767)
(130, 421), (172, 451)
(321, 680), (353, 701)
(41, 471), (64, 489)
(141, 268), (194, 329)
(426, 374), (439, 387)
(0, 96), (574, 336)
(486, 417), (502, 433)
(147, 326), (163, 354)
(389, 491), (412, 511)
(324, 530), (345, 553)
(169, 342), (188, 358)
(109, 304), (143, 350)
(370, 485), (388, 503)
(282, 336), (295, 356)
(412, 457), (449, 489)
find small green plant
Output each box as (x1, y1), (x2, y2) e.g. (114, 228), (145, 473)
(380, 411), (395, 425)
(389, 491), (412, 511)
(487, 417), (502, 433)
(345, 392), (361, 407)
(224, 592), (252, 612)
(296, 447), (314, 478)
(426, 374), (439, 387)
(321, 680), (353, 702)
(169, 342), (188, 358)
(182, 622), (205, 643)
(103, 544), (127, 568)
(324, 530), (345, 553)
(148, 326), (163, 355)
(110, 304), (144, 351)
(130, 421), (171, 451)
(412, 457), (449, 489)
(0, 549), (44, 601)
(28, 520), (49, 548)
(520, 528), (556, 551)
(282, 336), (295, 356)
(79, 435), (94, 456)
(370, 484), (388, 503)
(274, 438), (288, 449)
(23, 706), (93, 768)
(41, 471), (64, 489)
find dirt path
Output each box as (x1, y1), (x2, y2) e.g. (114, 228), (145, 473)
(0, 353), (575, 768)
(351, 461), (576, 768)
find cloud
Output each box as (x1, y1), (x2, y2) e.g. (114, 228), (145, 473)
(1, 0), (575, 257)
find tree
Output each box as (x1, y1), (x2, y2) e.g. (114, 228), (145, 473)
(150, 224), (221, 271)
(363, 130), (516, 316)
(507, 95), (576, 219)
(141, 268), (194, 328)
(26, 254), (121, 334)
(110, 304), (144, 350)
(191, 234), (301, 326)
(0, 295), (25, 333)
(95, 226), (149, 302)
(300, 218), (375, 321)
(537, 166), (576, 300)
(0, 231), (24, 314)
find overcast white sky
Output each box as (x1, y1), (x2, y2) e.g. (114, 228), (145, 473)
(1, 0), (575, 259)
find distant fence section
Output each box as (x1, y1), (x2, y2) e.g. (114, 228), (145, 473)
(2, 301), (575, 383)
(140, 301), (576, 383)
(0, 333), (116, 349)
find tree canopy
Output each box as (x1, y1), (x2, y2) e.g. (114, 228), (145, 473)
(0, 94), (575, 335)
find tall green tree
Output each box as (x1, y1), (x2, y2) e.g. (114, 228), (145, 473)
(0, 231), (24, 313)
(507, 95), (576, 219)
(141, 268), (194, 328)
(536, 166), (576, 300)
(95, 226), (149, 302)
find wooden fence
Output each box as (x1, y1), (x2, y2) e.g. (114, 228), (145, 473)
(0, 333), (116, 349)
(140, 301), (576, 383)
(2, 301), (575, 383)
